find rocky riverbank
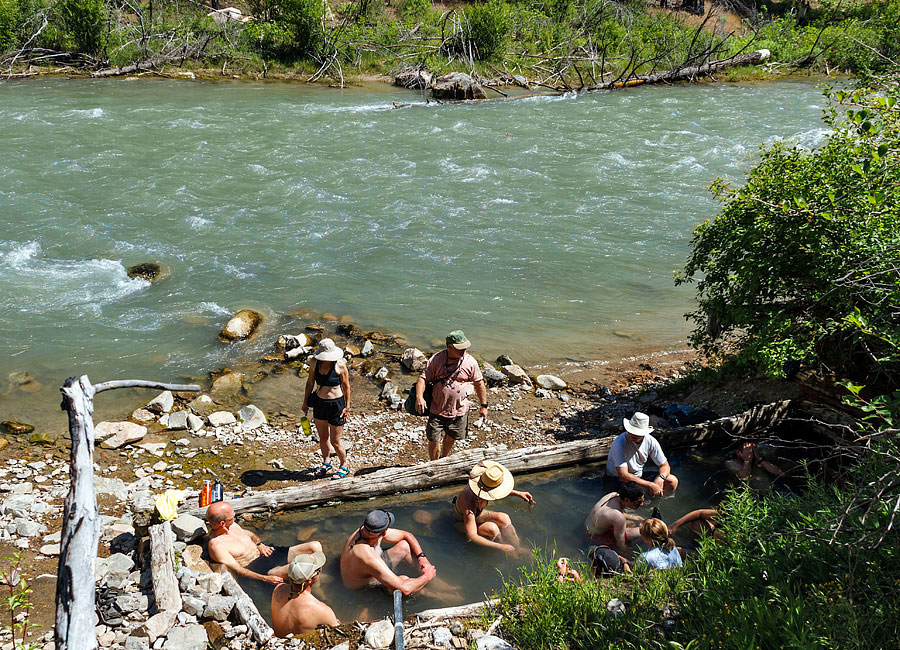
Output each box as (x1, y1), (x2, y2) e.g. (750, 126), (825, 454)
(0, 313), (801, 649)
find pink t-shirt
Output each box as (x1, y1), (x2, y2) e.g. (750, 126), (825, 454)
(421, 350), (483, 418)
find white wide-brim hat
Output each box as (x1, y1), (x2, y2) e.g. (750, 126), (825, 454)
(314, 338), (344, 361)
(623, 412), (654, 437)
(468, 460), (514, 500)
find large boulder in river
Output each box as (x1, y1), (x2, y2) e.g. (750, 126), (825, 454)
(219, 309), (263, 342)
(431, 73), (488, 100)
(394, 65), (433, 90)
(126, 262), (167, 282)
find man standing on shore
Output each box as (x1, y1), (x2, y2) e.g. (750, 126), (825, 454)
(206, 501), (323, 584)
(604, 412), (679, 497)
(415, 330), (488, 460)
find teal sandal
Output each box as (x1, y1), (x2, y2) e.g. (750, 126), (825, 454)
(311, 462), (333, 478)
(331, 466), (350, 480)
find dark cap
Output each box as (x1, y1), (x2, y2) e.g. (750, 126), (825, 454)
(363, 509), (395, 534)
(588, 545), (624, 576)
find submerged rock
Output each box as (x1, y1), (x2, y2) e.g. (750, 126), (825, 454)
(431, 72), (488, 100)
(218, 309), (263, 342)
(126, 262), (166, 282)
(210, 372), (244, 397)
(0, 421), (34, 435)
(8, 371), (41, 393)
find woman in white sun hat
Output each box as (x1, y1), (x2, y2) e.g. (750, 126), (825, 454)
(604, 412), (678, 497)
(451, 460), (535, 557)
(302, 338), (351, 479)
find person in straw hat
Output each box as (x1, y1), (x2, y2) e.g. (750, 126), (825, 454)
(451, 460), (535, 557)
(302, 337), (352, 479)
(603, 411), (678, 497)
(271, 551), (339, 637)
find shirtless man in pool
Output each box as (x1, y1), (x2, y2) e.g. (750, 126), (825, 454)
(340, 509), (437, 596)
(583, 482), (646, 553)
(207, 501), (322, 584)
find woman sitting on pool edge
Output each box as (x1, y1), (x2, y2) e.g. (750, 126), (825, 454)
(452, 460), (535, 558)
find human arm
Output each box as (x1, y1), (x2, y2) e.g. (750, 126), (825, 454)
(302, 361), (317, 414)
(415, 376), (427, 415)
(650, 461), (673, 495)
(612, 513), (629, 551)
(615, 465), (663, 497)
(382, 527), (433, 568)
(338, 360), (350, 419)
(473, 379), (488, 420)
(668, 509), (718, 535)
(208, 541), (283, 584)
(364, 552), (436, 596)
(462, 511), (517, 556)
(510, 489), (535, 505)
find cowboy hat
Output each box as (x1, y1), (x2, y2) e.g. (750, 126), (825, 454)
(623, 412), (654, 437)
(314, 338), (344, 362)
(468, 460), (514, 500)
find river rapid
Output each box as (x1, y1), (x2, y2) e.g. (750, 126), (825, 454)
(1, 78), (827, 429)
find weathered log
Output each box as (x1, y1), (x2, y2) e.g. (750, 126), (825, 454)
(184, 401), (790, 518)
(415, 598), (500, 620)
(149, 522), (182, 613)
(586, 49), (771, 91)
(222, 572), (274, 645)
(55, 377), (200, 650)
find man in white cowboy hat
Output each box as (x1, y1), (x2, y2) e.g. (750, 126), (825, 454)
(415, 329), (489, 460)
(271, 551), (339, 637)
(340, 509), (437, 596)
(451, 460), (535, 557)
(604, 412), (678, 497)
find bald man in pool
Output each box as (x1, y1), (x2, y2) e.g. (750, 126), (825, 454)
(206, 501), (323, 584)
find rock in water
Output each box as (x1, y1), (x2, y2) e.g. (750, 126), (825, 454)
(535, 374), (567, 390)
(127, 262), (166, 282)
(431, 72), (488, 100)
(210, 372), (244, 397)
(218, 309), (263, 342)
(0, 421), (34, 435)
(395, 65), (433, 89)
(401, 348), (427, 372)
(365, 619), (395, 649)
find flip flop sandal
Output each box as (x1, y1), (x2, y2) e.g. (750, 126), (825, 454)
(311, 462), (333, 478)
(331, 466), (350, 480)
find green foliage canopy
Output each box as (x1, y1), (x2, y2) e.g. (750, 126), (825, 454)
(676, 78), (900, 383)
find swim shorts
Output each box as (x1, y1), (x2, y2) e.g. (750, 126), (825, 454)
(245, 545), (289, 576)
(425, 413), (467, 441)
(312, 395), (346, 426)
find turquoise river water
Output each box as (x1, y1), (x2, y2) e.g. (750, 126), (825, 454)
(1, 79), (827, 427)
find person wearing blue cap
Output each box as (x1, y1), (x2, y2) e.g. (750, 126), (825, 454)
(339, 509), (437, 596)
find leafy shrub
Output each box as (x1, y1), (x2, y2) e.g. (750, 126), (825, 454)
(398, 0), (431, 23)
(54, 0), (105, 54)
(465, 0), (512, 61)
(0, 0), (23, 51)
(247, 0), (322, 59)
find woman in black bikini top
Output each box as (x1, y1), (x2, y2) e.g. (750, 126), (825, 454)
(302, 338), (351, 479)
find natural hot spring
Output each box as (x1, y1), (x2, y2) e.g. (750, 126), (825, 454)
(239, 452), (740, 625)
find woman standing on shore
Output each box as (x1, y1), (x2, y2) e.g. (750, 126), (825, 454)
(302, 338), (351, 479)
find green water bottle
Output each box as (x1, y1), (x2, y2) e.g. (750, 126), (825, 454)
(300, 415), (313, 437)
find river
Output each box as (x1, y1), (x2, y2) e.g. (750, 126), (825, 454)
(0, 78), (827, 428)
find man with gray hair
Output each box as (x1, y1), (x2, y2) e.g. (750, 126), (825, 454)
(604, 412), (678, 497)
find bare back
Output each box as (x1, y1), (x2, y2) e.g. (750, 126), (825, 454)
(340, 529), (390, 589)
(271, 587), (338, 637)
(584, 493), (625, 540)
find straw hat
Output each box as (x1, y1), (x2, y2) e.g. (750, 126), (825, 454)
(314, 338), (344, 362)
(468, 460), (514, 500)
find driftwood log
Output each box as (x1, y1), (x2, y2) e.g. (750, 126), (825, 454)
(55, 377), (199, 650)
(185, 401), (790, 518)
(415, 598), (500, 620)
(149, 522), (182, 612)
(222, 572), (274, 644)
(586, 49), (771, 91)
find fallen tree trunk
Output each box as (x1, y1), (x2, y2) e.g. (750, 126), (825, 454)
(222, 573), (274, 645)
(415, 598), (500, 620)
(91, 56), (176, 77)
(149, 522), (182, 613)
(585, 49), (771, 91)
(184, 400), (790, 518)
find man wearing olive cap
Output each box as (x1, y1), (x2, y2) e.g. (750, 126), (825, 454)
(340, 509), (437, 596)
(271, 551), (339, 637)
(416, 330), (489, 460)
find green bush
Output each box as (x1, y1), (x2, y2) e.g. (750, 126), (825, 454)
(465, 0), (512, 61)
(247, 0), (322, 59)
(55, 0), (105, 54)
(0, 0), (22, 51)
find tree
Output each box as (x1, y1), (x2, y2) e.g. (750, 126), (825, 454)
(676, 74), (900, 386)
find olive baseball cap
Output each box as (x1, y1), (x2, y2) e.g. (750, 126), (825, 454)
(446, 330), (471, 350)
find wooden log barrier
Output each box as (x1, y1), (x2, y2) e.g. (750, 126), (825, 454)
(149, 522), (182, 613)
(185, 400), (791, 518)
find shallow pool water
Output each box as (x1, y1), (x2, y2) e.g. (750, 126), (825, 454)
(241, 453), (734, 624)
